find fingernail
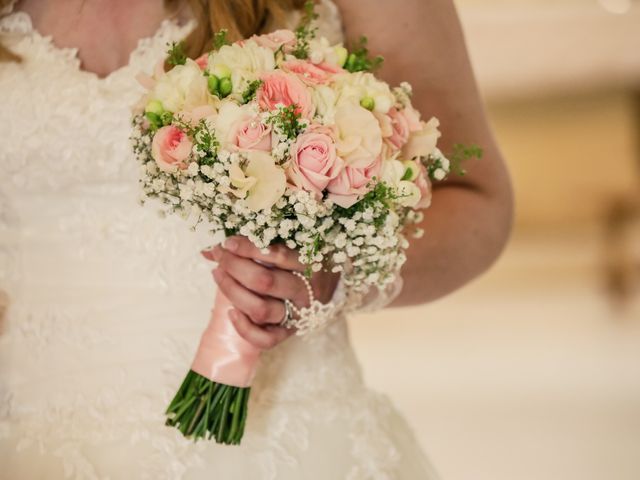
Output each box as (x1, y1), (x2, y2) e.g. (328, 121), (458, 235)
(223, 238), (238, 252)
(211, 246), (222, 261)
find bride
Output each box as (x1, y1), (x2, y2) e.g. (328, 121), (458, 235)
(0, 0), (513, 478)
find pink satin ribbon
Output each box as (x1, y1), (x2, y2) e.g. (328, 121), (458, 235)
(190, 292), (262, 387)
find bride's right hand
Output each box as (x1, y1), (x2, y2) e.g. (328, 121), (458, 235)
(201, 237), (340, 350)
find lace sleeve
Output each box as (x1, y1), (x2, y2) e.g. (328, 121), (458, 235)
(330, 274), (404, 316)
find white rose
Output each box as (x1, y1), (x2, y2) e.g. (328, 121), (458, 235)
(333, 72), (395, 114)
(334, 103), (382, 167)
(311, 85), (338, 124)
(402, 117), (441, 160)
(231, 151), (286, 212)
(380, 158), (422, 207)
(208, 40), (275, 95)
(152, 59), (211, 113)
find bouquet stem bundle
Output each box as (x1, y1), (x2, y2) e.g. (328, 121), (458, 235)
(165, 370), (250, 444)
(164, 292), (260, 444)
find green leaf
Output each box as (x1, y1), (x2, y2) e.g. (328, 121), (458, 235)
(213, 29), (230, 50)
(344, 36), (384, 73)
(449, 143), (483, 176)
(241, 79), (263, 104)
(166, 41), (187, 66)
(292, 0), (319, 59)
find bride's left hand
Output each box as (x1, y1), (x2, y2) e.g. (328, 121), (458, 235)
(201, 236), (340, 350)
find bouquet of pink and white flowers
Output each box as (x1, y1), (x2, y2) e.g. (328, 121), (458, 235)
(131, 3), (479, 445)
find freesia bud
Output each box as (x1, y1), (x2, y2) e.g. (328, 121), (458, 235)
(219, 77), (233, 97)
(145, 100), (163, 115)
(207, 75), (219, 95)
(334, 46), (348, 67)
(360, 96), (375, 111)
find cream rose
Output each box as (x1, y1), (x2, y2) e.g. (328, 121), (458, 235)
(312, 85), (338, 124)
(151, 125), (193, 173)
(402, 117), (441, 160)
(380, 158), (422, 208)
(230, 151), (286, 212)
(333, 71), (395, 114)
(152, 59), (211, 113)
(334, 103), (383, 168)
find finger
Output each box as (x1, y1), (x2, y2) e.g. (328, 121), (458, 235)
(212, 268), (286, 325)
(215, 247), (310, 307)
(221, 236), (305, 272)
(229, 309), (293, 350)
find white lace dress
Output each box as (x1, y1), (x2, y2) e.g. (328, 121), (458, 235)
(0, 3), (439, 479)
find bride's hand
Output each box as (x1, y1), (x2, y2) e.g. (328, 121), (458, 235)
(201, 236), (340, 350)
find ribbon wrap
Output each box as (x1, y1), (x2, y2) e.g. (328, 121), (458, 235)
(190, 292), (262, 387)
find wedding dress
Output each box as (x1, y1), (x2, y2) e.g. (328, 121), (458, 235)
(0, 2), (440, 478)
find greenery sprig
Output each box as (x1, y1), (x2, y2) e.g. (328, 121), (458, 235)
(241, 80), (263, 104)
(292, 1), (319, 59)
(449, 143), (483, 176)
(266, 104), (304, 140)
(166, 41), (187, 66)
(344, 36), (384, 73)
(213, 29), (231, 50)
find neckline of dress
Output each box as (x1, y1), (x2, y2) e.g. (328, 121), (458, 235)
(5, 8), (195, 82)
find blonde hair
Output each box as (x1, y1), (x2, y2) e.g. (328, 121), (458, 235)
(0, 0), (307, 62)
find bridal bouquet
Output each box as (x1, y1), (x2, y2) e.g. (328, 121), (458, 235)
(131, 3), (478, 445)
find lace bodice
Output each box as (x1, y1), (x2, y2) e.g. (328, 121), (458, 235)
(0, 4), (435, 479)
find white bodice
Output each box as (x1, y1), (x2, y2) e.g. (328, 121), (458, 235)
(0, 5), (435, 479)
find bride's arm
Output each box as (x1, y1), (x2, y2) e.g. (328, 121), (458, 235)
(334, 0), (514, 306)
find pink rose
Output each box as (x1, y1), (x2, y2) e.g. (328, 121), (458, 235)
(234, 116), (272, 152)
(385, 107), (411, 150)
(288, 131), (343, 197)
(151, 125), (193, 172)
(194, 53), (209, 70)
(414, 162), (433, 209)
(327, 156), (382, 208)
(249, 29), (297, 51)
(384, 106), (424, 151)
(402, 104), (423, 132)
(280, 59), (343, 86)
(257, 71), (314, 118)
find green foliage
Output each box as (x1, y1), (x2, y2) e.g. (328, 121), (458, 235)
(335, 181), (397, 229)
(241, 80), (263, 104)
(449, 143), (483, 176)
(213, 29), (230, 50)
(172, 117), (219, 165)
(292, 1), (319, 59)
(266, 105), (304, 139)
(344, 37), (384, 73)
(166, 41), (187, 67)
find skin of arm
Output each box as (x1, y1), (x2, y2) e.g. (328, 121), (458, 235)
(332, 0), (514, 306)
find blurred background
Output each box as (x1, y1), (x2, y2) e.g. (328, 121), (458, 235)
(348, 1), (640, 479)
